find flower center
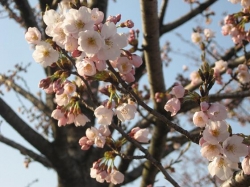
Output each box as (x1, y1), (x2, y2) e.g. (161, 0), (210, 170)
(211, 129), (219, 137)
(76, 20), (85, 29)
(43, 50), (50, 57)
(87, 37), (96, 46)
(84, 64), (93, 73)
(105, 39), (113, 49)
(225, 145), (235, 153)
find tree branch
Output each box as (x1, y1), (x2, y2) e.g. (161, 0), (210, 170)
(185, 49), (248, 92)
(159, 0), (169, 26)
(0, 134), (53, 168)
(12, 0), (40, 30)
(0, 97), (53, 158)
(0, 74), (52, 117)
(110, 123), (180, 187)
(160, 0), (218, 36)
(180, 90), (250, 113)
(220, 170), (250, 187)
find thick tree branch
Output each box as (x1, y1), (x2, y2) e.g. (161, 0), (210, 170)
(12, 0), (40, 30)
(0, 97), (53, 158)
(0, 75), (52, 117)
(0, 134), (53, 168)
(160, 0), (218, 36)
(220, 170), (250, 187)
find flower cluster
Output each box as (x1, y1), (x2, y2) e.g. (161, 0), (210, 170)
(90, 159), (124, 184)
(24, 2), (147, 185)
(196, 105), (248, 180)
(222, 1), (250, 44)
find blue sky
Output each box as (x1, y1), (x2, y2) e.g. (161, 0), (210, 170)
(0, 1), (249, 187)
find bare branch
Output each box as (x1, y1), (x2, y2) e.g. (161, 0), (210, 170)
(160, 0), (218, 36)
(0, 134), (52, 168)
(0, 97), (53, 157)
(159, 0), (169, 26)
(0, 74), (52, 117)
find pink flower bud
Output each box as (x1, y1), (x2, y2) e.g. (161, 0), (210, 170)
(71, 49), (82, 58)
(164, 98), (181, 116)
(200, 101), (209, 111)
(116, 14), (121, 22)
(131, 55), (142, 68)
(171, 84), (185, 98)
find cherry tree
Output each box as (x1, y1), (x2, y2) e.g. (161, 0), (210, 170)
(1, 0), (250, 187)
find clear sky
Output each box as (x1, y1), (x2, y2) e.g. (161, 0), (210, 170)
(0, 1), (249, 187)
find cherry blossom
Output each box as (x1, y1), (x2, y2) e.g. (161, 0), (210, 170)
(204, 28), (214, 39)
(208, 155), (238, 180)
(63, 7), (94, 38)
(78, 30), (104, 57)
(202, 120), (229, 144)
(171, 84), (185, 98)
(91, 8), (104, 24)
(74, 113), (90, 126)
(200, 142), (222, 161)
(25, 27), (41, 44)
(76, 59), (97, 76)
(98, 22), (127, 60)
(32, 41), (59, 67)
(214, 60), (228, 72)
(116, 102), (137, 122)
(207, 102), (227, 121)
(110, 170), (124, 185)
(164, 98), (181, 116)
(242, 147), (250, 175)
(191, 32), (202, 44)
(190, 71), (201, 85)
(193, 111), (208, 128)
(222, 135), (248, 162)
(131, 127), (149, 143)
(94, 105), (114, 125)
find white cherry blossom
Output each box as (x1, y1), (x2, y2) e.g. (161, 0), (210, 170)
(116, 103), (137, 122)
(94, 105), (114, 125)
(223, 135), (248, 162)
(74, 113), (90, 126)
(76, 59), (97, 76)
(25, 27), (41, 44)
(78, 30), (104, 57)
(208, 155), (238, 180)
(193, 111), (208, 128)
(200, 142), (222, 161)
(207, 102), (227, 121)
(63, 7), (93, 38)
(110, 170), (124, 185)
(32, 41), (59, 67)
(202, 120), (229, 144)
(98, 22), (127, 60)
